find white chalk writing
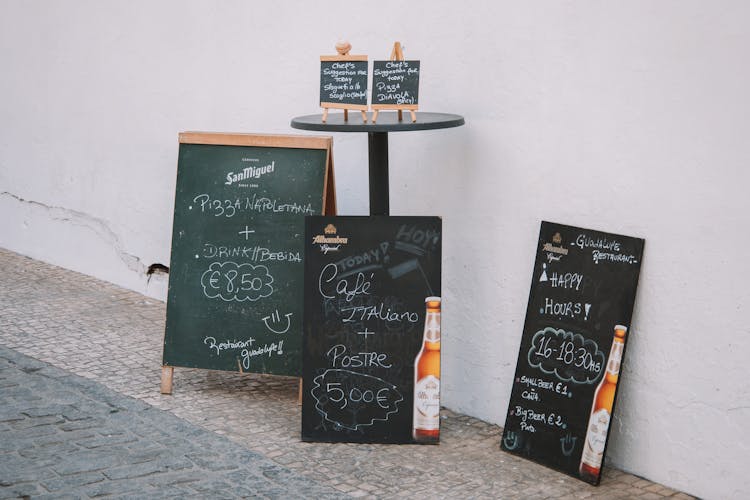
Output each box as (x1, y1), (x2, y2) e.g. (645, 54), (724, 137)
(192, 193), (315, 218)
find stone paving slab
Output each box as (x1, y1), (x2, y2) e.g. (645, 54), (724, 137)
(0, 248), (697, 499)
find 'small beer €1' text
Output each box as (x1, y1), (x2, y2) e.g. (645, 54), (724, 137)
(413, 297), (441, 443)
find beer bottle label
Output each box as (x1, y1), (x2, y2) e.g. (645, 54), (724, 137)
(425, 312), (440, 342)
(414, 375), (440, 430)
(581, 408), (610, 467)
(607, 341), (624, 376)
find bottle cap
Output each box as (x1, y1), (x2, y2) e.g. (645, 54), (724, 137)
(425, 297), (441, 309)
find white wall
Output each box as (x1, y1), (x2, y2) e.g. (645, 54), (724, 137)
(1, 1), (748, 497)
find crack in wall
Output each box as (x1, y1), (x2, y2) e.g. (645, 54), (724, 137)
(1, 190), (147, 275)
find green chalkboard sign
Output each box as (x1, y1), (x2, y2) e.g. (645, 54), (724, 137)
(319, 58), (369, 109)
(372, 60), (420, 108)
(162, 133), (335, 389)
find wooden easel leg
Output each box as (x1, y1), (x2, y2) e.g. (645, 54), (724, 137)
(398, 110), (403, 122)
(372, 110), (379, 123)
(160, 366), (174, 395)
(322, 108), (329, 123)
(410, 110), (417, 123)
(344, 109), (349, 121)
(298, 378), (303, 405)
(361, 110), (368, 123)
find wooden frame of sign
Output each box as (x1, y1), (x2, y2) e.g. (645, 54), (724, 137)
(371, 42), (418, 123)
(320, 53), (369, 123)
(161, 132), (336, 400)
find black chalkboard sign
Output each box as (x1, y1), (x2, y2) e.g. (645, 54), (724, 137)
(302, 216), (442, 443)
(501, 221), (644, 485)
(371, 60), (420, 108)
(162, 133), (335, 389)
(319, 57), (368, 110)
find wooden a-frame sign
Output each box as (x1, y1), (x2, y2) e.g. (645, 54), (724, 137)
(161, 132), (336, 398)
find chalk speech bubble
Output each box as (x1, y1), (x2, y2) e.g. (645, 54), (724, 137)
(201, 262), (273, 302)
(311, 369), (403, 431)
(527, 327), (606, 385)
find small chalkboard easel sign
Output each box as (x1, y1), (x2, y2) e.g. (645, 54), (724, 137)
(320, 41), (368, 123)
(371, 42), (420, 123)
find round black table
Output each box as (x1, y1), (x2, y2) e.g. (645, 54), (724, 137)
(291, 112), (464, 215)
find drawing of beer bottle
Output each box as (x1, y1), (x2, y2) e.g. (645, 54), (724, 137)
(413, 297), (441, 443)
(579, 325), (627, 483)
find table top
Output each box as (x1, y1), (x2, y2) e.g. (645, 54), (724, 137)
(291, 112), (464, 133)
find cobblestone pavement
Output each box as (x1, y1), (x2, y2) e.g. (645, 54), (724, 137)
(0, 346), (344, 499)
(0, 248), (697, 499)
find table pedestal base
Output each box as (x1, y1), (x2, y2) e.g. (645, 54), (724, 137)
(368, 132), (389, 215)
